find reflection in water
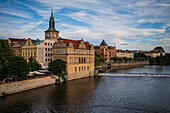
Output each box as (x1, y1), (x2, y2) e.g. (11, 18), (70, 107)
(0, 66), (170, 112)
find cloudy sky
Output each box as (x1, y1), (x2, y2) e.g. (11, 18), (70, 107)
(0, 0), (170, 52)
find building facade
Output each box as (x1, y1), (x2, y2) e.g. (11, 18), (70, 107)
(8, 38), (26, 56)
(36, 39), (56, 66)
(116, 49), (134, 59)
(52, 38), (94, 80)
(22, 38), (39, 62)
(94, 40), (116, 61)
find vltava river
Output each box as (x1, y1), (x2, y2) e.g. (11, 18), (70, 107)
(0, 65), (170, 113)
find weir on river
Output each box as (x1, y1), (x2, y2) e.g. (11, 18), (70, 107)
(98, 73), (170, 77)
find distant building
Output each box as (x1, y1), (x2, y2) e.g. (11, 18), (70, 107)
(153, 46), (165, 53)
(94, 40), (116, 61)
(116, 49), (134, 59)
(142, 51), (158, 58)
(52, 38), (94, 80)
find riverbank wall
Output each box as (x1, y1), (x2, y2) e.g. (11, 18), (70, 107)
(101, 60), (150, 72)
(0, 75), (57, 96)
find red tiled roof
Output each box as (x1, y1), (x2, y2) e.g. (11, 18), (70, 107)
(8, 38), (26, 42)
(62, 38), (91, 49)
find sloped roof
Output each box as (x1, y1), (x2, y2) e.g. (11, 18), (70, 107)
(8, 38), (26, 42)
(8, 38), (27, 46)
(61, 38), (91, 49)
(100, 40), (107, 45)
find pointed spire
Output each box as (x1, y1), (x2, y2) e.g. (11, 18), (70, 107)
(45, 8), (59, 32)
(100, 40), (107, 45)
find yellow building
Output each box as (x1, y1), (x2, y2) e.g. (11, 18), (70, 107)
(52, 38), (94, 80)
(143, 52), (158, 58)
(22, 38), (39, 62)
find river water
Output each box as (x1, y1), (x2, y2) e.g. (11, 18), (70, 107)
(0, 65), (170, 113)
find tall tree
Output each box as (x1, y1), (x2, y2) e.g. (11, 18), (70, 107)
(7, 56), (31, 79)
(0, 40), (14, 77)
(48, 59), (67, 82)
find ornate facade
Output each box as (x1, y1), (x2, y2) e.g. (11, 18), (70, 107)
(52, 38), (94, 80)
(22, 38), (39, 62)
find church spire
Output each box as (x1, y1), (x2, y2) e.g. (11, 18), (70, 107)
(45, 9), (58, 32)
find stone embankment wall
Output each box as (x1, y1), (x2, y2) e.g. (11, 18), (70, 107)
(101, 60), (150, 71)
(0, 75), (57, 96)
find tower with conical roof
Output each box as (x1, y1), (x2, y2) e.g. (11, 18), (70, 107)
(45, 9), (59, 41)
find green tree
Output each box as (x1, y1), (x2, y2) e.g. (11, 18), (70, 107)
(134, 52), (146, 58)
(0, 40), (14, 78)
(48, 59), (67, 82)
(28, 57), (41, 71)
(7, 56), (31, 79)
(95, 56), (101, 67)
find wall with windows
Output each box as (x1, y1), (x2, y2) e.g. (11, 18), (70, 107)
(37, 39), (56, 66)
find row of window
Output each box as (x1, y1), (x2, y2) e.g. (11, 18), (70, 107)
(45, 58), (52, 62)
(47, 34), (56, 38)
(75, 66), (89, 72)
(45, 43), (53, 46)
(45, 48), (52, 51)
(45, 53), (52, 57)
(23, 52), (36, 57)
(23, 48), (36, 51)
(70, 57), (93, 63)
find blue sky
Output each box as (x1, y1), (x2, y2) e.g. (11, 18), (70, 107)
(0, 0), (170, 52)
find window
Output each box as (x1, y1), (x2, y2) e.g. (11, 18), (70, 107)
(51, 43), (52, 46)
(75, 58), (77, 63)
(79, 67), (80, 71)
(46, 53), (47, 57)
(84, 66), (86, 71)
(82, 67), (83, 71)
(45, 48), (47, 51)
(53, 34), (56, 38)
(79, 57), (81, 63)
(47, 34), (49, 38)
(75, 67), (77, 72)
(45, 59), (47, 62)
(45, 43), (47, 46)
(70, 58), (72, 63)
(48, 48), (50, 51)
(48, 43), (49, 46)
(87, 66), (89, 70)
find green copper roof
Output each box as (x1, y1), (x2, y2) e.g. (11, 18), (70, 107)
(45, 9), (59, 32)
(34, 40), (44, 46)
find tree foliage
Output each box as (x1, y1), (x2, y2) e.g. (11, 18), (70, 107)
(7, 56), (31, 79)
(48, 59), (67, 82)
(0, 40), (14, 77)
(28, 57), (41, 71)
(134, 52), (146, 58)
(48, 59), (66, 75)
(95, 56), (101, 67)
